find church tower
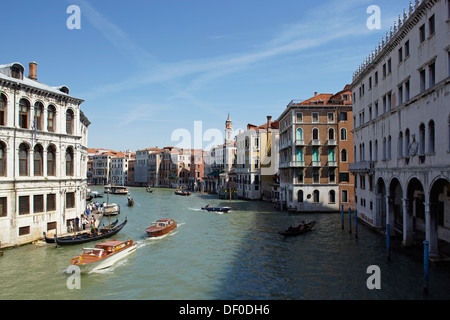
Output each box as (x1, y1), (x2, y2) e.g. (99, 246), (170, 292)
(225, 114), (233, 144)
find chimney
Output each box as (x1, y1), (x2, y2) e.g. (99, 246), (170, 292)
(314, 92), (318, 97)
(29, 62), (38, 80)
(267, 116), (272, 130)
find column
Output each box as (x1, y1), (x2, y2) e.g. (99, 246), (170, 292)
(425, 202), (439, 258)
(386, 194), (395, 235)
(402, 198), (414, 246)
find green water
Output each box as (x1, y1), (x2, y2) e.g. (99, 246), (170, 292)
(1, 187), (449, 300)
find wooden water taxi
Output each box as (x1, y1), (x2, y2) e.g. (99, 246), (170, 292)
(145, 219), (177, 237)
(70, 239), (137, 273)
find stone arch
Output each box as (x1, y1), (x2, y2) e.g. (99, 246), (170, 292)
(389, 177), (403, 233)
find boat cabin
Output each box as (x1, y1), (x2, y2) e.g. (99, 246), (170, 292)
(94, 240), (133, 254)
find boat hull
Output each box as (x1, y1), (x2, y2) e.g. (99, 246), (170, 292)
(202, 207), (231, 213)
(146, 222), (177, 237)
(76, 243), (137, 274)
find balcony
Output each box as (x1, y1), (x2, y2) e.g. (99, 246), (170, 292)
(279, 161), (305, 168)
(291, 161), (305, 168)
(312, 161), (321, 167)
(328, 161), (338, 167)
(311, 139), (321, 146)
(327, 139), (337, 146)
(295, 140), (305, 146)
(349, 161), (375, 173)
(279, 141), (291, 150)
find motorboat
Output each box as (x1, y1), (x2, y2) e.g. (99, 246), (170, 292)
(145, 219), (177, 237)
(70, 239), (137, 273)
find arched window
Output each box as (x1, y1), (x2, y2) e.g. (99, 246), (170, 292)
(419, 123), (425, 155)
(47, 145), (56, 176)
(296, 148), (303, 162)
(66, 109), (74, 135)
(66, 147), (74, 176)
(387, 136), (392, 160)
(374, 140), (378, 161)
(33, 144), (43, 176)
(34, 102), (43, 131)
(313, 190), (320, 203)
(405, 129), (410, 157)
(428, 120), (435, 154)
(341, 149), (348, 162)
(329, 190), (336, 204)
(340, 128), (347, 141)
(297, 190), (303, 203)
(296, 128), (303, 141)
(328, 148), (335, 162)
(369, 141), (373, 161)
(48, 105), (56, 132)
(312, 128), (319, 140)
(398, 132), (403, 158)
(0, 94), (6, 126)
(19, 99), (30, 129)
(0, 142), (6, 176)
(19, 143), (29, 176)
(328, 128), (335, 140)
(383, 138), (387, 160)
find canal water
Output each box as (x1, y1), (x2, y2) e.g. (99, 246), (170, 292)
(1, 186), (449, 300)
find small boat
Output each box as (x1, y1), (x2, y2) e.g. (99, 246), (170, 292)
(146, 187), (153, 193)
(278, 221), (316, 237)
(53, 218), (128, 246)
(127, 196), (134, 207)
(175, 190), (191, 196)
(202, 205), (231, 213)
(90, 191), (104, 198)
(110, 186), (129, 195)
(70, 239), (137, 274)
(145, 219), (177, 237)
(103, 203), (120, 216)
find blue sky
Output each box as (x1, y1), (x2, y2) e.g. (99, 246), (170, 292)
(0, 0), (410, 151)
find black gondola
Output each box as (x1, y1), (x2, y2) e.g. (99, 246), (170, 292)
(43, 220), (120, 244)
(278, 221), (316, 237)
(45, 218), (127, 246)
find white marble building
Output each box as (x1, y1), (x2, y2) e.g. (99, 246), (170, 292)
(0, 62), (90, 247)
(350, 0), (450, 258)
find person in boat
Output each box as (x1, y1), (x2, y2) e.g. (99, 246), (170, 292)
(205, 204), (212, 208)
(298, 221), (307, 230)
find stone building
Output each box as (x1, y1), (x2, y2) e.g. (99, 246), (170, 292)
(236, 116), (279, 200)
(0, 62), (90, 247)
(277, 86), (354, 212)
(350, 0), (450, 258)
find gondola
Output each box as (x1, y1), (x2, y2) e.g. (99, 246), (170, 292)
(278, 221), (316, 237)
(53, 218), (128, 246)
(42, 220), (120, 244)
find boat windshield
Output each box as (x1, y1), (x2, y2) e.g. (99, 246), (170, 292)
(82, 248), (105, 257)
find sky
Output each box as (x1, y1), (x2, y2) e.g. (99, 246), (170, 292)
(0, 0), (411, 151)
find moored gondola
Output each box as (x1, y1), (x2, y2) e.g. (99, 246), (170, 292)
(52, 218), (128, 246)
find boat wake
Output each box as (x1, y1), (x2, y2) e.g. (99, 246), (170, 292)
(89, 258), (130, 274)
(188, 208), (202, 211)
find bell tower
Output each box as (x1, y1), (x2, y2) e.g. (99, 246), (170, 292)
(225, 114), (233, 144)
